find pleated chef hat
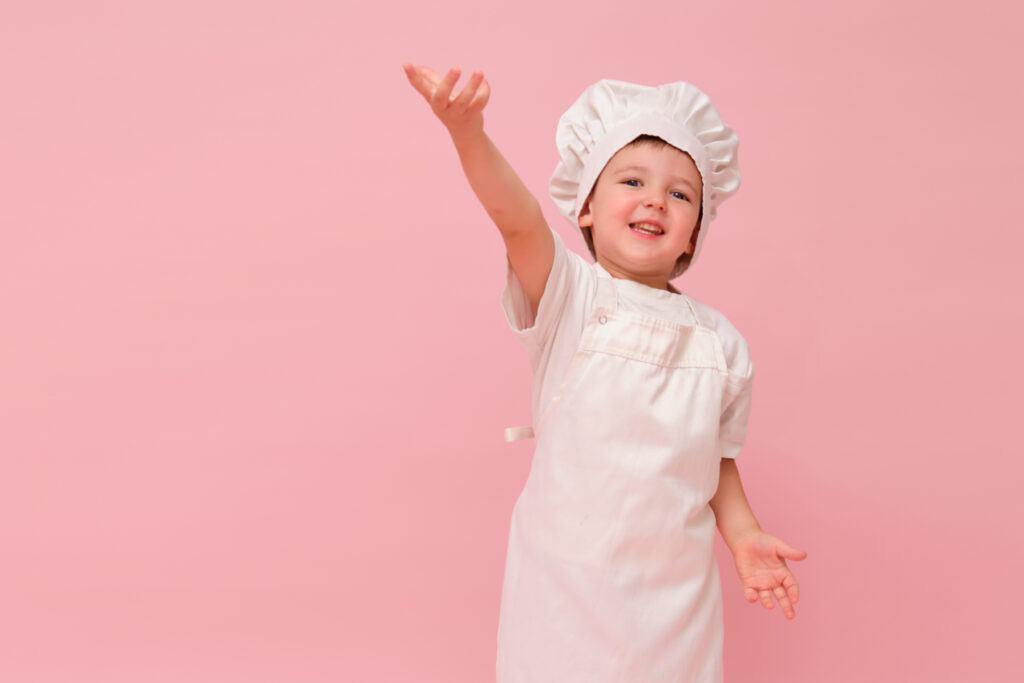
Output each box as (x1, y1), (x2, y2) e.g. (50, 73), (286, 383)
(549, 79), (741, 278)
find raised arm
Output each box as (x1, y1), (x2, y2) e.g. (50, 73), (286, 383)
(403, 64), (553, 317)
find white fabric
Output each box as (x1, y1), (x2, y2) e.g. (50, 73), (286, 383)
(500, 230), (753, 456)
(504, 425), (535, 442)
(548, 79), (742, 277)
(496, 230), (754, 681)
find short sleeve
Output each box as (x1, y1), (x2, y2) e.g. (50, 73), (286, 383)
(719, 362), (754, 459)
(500, 229), (578, 354)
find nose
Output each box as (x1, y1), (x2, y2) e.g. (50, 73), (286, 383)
(643, 190), (666, 211)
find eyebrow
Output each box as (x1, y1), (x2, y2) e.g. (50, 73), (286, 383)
(613, 165), (699, 191)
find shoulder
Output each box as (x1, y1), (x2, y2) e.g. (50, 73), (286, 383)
(547, 230), (599, 306)
(553, 229), (594, 275)
(684, 294), (753, 382)
(501, 228), (595, 349)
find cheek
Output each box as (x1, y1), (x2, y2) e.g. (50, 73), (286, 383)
(604, 197), (635, 221)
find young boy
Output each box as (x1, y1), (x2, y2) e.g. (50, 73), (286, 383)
(404, 63), (806, 683)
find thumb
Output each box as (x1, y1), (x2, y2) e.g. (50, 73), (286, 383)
(775, 540), (808, 561)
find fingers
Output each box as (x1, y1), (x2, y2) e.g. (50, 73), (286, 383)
(416, 64), (442, 87)
(470, 76), (491, 111)
(755, 585), (797, 619)
(403, 63), (436, 102)
(432, 67), (461, 112)
(783, 573), (801, 605)
(745, 575), (801, 619)
(454, 70), (490, 117)
(403, 63), (489, 131)
(453, 70), (484, 109)
(403, 63), (448, 100)
(773, 585), (796, 619)
(403, 64), (489, 109)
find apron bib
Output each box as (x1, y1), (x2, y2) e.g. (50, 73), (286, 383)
(497, 271), (729, 683)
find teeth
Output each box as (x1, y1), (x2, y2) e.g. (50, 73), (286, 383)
(631, 222), (663, 235)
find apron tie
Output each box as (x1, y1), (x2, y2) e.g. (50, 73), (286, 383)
(504, 425), (535, 442)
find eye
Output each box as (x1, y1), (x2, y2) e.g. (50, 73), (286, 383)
(671, 190), (690, 201)
(621, 178), (641, 187)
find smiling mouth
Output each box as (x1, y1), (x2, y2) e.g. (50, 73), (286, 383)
(629, 222), (664, 236)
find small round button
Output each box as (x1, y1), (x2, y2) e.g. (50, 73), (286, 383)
(598, 315), (608, 324)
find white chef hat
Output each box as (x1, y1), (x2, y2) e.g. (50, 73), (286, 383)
(549, 79), (741, 277)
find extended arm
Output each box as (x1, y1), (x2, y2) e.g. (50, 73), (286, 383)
(710, 458), (807, 620)
(403, 64), (553, 316)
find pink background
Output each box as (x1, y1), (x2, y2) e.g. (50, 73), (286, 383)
(2, 1), (1021, 681)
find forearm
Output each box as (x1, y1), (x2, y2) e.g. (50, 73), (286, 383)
(709, 458), (762, 553)
(448, 127), (546, 237)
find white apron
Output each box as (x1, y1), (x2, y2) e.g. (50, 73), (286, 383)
(497, 270), (729, 683)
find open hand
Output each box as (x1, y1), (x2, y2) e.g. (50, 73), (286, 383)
(402, 63), (491, 136)
(731, 530), (807, 620)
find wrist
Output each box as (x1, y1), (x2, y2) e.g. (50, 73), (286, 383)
(448, 122), (486, 148)
(724, 523), (763, 554)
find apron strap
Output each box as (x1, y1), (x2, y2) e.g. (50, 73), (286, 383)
(679, 293), (702, 328)
(593, 271), (619, 314)
(504, 425), (535, 442)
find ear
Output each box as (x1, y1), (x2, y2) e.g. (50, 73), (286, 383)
(577, 198), (594, 229)
(685, 223), (701, 254)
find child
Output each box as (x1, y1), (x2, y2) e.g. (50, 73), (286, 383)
(404, 63), (806, 683)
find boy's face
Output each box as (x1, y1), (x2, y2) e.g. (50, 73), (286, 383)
(578, 143), (703, 286)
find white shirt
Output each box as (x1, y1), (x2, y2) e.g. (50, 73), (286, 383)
(500, 229), (754, 459)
